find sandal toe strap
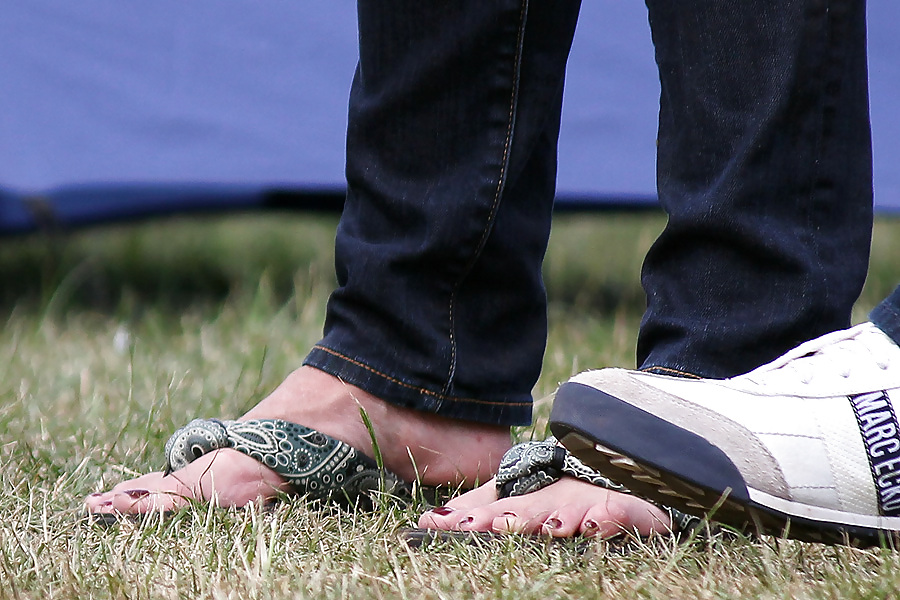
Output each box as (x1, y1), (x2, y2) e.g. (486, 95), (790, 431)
(164, 418), (409, 502)
(496, 436), (624, 498)
(164, 418), (232, 474)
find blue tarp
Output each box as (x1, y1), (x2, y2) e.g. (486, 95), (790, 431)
(1, 1), (898, 235)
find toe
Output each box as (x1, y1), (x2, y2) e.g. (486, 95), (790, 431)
(84, 449), (288, 516)
(444, 478), (499, 510)
(84, 492), (113, 511)
(536, 506), (588, 538)
(455, 506), (504, 532)
(85, 472), (168, 512)
(418, 505), (462, 529)
(418, 478), (498, 529)
(488, 505), (552, 534)
(108, 488), (186, 514)
(580, 492), (671, 538)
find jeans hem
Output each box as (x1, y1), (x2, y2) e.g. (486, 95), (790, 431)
(303, 345), (533, 426)
(870, 285), (900, 348)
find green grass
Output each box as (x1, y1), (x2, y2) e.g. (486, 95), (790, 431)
(1, 213), (900, 599)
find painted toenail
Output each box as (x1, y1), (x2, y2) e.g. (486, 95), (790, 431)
(544, 518), (563, 530)
(89, 492), (104, 497)
(431, 506), (455, 516)
(98, 501), (113, 507)
(499, 511), (518, 518)
(123, 489), (150, 498)
(583, 519), (599, 531)
(458, 516), (475, 527)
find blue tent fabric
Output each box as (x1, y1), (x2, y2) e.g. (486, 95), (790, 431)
(1, 1), (898, 235)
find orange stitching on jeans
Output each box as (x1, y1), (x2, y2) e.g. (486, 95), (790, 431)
(313, 345), (531, 407)
(638, 366), (703, 379)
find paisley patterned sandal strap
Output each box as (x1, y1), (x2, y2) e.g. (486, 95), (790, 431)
(164, 418), (409, 503)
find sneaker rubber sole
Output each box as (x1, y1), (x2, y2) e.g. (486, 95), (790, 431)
(549, 381), (898, 547)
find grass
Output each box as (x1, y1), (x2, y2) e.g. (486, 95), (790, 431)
(1, 212), (900, 599)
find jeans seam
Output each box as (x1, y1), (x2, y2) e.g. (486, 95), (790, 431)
(312, 345), (531, 407)
(443, 0), (530, 397)
(805, 0), (842, 317)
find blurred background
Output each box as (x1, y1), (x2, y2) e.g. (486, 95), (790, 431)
(1, 1), (897, 235)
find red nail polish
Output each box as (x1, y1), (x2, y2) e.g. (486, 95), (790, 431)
(89, 492), (104, 498)
(123, 489), (150, 499)
(583, 519), (599, 531)
(499, 511), (518, 518)
(458, 516), (474, 527)
(544, 518), (563, 530)
(431, 506), (455, 516)
(98, 501), (113, 507)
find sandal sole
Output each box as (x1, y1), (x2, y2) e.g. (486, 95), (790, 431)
(397, 527), (592, 551)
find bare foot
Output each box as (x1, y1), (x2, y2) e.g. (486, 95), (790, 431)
(85, 366), (511, 515)
(418, 477), (671, 538)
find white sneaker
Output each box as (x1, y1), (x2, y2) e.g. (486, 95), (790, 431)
(549, 322), (900, 545)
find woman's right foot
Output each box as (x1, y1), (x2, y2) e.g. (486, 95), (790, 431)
(418, 476), (671, 538)
(85, 366), (511, 515)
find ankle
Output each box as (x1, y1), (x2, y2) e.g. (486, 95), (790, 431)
(242, 365), (512, 487)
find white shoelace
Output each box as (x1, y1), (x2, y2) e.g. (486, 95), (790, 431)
(738, 323), (895, 386)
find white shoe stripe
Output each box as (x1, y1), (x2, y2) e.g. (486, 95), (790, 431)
(748, 487), (900, 532)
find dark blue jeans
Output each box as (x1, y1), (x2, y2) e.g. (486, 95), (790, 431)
(872, 287), (900, 348)
(305, 0), (875, 426)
